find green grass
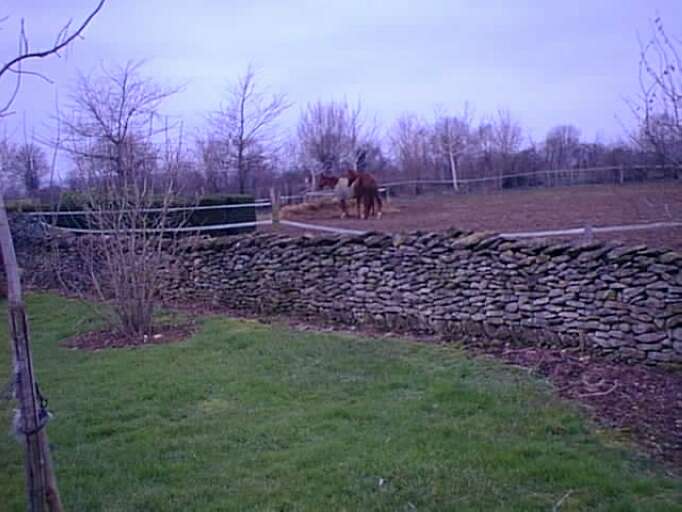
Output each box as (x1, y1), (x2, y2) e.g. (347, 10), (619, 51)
(1, 293), (680, 511)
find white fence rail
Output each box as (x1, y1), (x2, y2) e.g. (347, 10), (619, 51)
(279, 220), (365, 235)
(277, 219), (682, 239)
(381, 164), (680, 191)
(276, 164), (680, 205)
(499, 221), (682, 239)
(25, 201), (273, 236)
(24, 201), (272, 217)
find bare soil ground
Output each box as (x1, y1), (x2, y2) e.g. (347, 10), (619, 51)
(273, 182), (682, 250)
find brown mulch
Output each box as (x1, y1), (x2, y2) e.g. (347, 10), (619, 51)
(473, 344), (682, 471)
(61, 321), (197, 351)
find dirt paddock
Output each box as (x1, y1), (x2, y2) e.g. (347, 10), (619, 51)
(273, 182), (682, 251)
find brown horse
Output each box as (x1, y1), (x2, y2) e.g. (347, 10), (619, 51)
(346, 169), (383, 219)
(318, 173), (355, 218)
(318, 171), (382, 219)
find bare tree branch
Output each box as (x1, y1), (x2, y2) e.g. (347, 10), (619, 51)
(0, 0), (106, 116)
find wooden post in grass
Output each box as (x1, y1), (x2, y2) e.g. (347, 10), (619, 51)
(270, 187), (280, 228)
(0, 194), (63, 512)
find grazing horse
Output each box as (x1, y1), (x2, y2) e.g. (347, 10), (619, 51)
(318, 171), (383, 219)
(318, 173), (355, 218)
(346, 169), (383, 220)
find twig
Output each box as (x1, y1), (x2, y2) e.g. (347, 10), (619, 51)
(552, 489), (573, 511)
(581, 374), (605, 390)
(578, 382), (618, 398)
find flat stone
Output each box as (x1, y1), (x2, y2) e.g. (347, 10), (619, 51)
(618, 347), (645, 360)
(647, 351), (675, 362)
(659, 251), (682, 264)
(636, 332), (666, 344)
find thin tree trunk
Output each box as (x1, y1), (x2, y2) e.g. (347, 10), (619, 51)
(448, 150), (458, 191)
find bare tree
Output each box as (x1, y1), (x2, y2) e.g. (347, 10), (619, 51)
(492, 109), (523, 159)
(11, 142), (49, 195)
(57, 62), (186, 338)
(490, 109), (523, 187)
(472, 120), (495, 180)
(631, 17), (682, 168)
(0, 138), (22, 196)
(391, 113), (434, 194)
(211, 66), (288, 194)
(433, 106), (473, 190)
(60, 61), (175, 188)
(544, 124), (581, 170)
(196, 135), (228, 193)
(297, 99), (373, 188)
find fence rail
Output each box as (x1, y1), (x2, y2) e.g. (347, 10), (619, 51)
(381, 164), (681, 191)
(24, 201), (272, 217)
(34, 217), (682, 238)
(499, 221), (682, 239)
(274, 164), (680, 205)
(279, 220), (366, 235)
(40, 219), (274, 235)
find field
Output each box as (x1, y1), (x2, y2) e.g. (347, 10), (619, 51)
(1, 294), (681, 511)
(279, 182), (682, 250)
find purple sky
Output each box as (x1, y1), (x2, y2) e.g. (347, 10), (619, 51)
(2, 0), (681, 153)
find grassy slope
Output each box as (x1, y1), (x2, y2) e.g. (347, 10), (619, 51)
(0, 293), (680, 511)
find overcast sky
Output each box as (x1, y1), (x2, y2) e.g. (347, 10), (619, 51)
(2, 0), (681, 153)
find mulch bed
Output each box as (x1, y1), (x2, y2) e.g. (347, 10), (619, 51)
(473, 344), (682, 471)
(61, 321), (197, 351)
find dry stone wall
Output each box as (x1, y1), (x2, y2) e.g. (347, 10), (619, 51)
(18, 224), (682, 365)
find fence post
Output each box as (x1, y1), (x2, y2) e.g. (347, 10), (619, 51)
(583, 223), (593, 243)
(270, 188), (280, 228)
(619, 165), (625, 185)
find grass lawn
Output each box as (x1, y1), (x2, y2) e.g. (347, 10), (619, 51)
(1, 293), (680, 511)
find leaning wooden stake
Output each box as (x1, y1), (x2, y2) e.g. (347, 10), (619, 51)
(0, 194), (63, 512)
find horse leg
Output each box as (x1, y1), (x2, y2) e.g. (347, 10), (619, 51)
(363, 193), (372, 220)
(340, 199), (347, 218)
(366, 190), (374, 217)
(375, 190), (383, 219)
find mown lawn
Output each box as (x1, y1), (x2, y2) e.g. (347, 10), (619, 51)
(1, 293), (680, 511)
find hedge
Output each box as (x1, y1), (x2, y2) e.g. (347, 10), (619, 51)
(8, 194), (259, 237)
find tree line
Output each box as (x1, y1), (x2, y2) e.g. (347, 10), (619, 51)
(1, 20), (680, 202)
